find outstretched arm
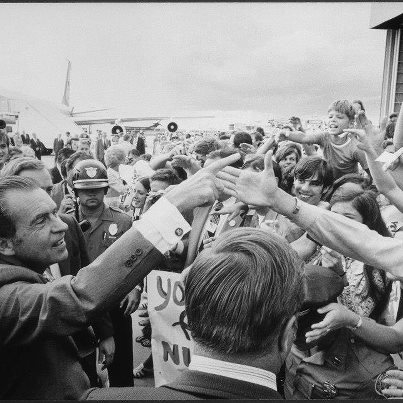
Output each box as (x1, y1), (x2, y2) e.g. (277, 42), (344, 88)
(277, 129), (323, 145)
(305, 302), (403, 353)
(217, 150), (403, 279)
(345, 126), (403, 213)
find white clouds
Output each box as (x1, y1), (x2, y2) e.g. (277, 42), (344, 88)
(0, 3), (387, 120)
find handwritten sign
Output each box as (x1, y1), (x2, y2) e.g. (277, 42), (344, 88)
(148, 270), (194, 387)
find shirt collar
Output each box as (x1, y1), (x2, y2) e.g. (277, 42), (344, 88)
(189, 355), (277, 391)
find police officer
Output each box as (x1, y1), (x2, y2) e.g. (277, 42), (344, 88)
(72, 159), (139, 387)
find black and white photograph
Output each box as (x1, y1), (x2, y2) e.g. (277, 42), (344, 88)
(0, 2), (403, 400)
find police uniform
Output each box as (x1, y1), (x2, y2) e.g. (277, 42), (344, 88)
(80, 204), (133, 387)
(72, 159), (134, 387)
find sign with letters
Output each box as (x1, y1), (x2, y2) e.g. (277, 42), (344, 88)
(148, 270), (194, 387)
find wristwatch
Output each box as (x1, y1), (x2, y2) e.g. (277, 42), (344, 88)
(292, 197), (302, 214)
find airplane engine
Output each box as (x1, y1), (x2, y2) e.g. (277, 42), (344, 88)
(167, 122), (178, 132)
(111, 125), (124, 135)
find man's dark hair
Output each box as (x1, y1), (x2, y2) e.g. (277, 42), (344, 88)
(389, 113), (398, 120)
(193, 138), (220, 156)
(65, 151), (94, 174)
(56, 148), (75, 165)
(150, 168), (181, 186)
(294, 156), (333, 190)
(233, 132), (253, 148)
(129, 149), (141, 158)
(1, 157), (45, 177)
(185, 227), (304, 356)
(0, 176), (38, 239)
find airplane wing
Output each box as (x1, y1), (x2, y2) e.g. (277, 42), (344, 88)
(74, 116), (170, 125)
(74, 115), (215, 126)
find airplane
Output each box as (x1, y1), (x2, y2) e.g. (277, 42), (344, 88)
(0, 60), (214, 149)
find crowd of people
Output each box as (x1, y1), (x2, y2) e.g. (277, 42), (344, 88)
(1, 98), (403, 399)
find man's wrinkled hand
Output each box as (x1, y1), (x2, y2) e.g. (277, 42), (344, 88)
(120, 288), (142, 316)
(164, 153), (241, 213)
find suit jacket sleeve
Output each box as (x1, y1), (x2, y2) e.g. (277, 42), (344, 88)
(68, 215), (114, 340)
(0, 198), (190, 346)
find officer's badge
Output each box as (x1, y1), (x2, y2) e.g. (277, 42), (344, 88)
(108, 223), (118, 236)
(85, 167), (97, 178)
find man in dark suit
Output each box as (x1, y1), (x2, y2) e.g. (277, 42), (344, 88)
(30, 132), (44, 160)
(0, 156), (115, 387)
(0, 153), (235, 399)
(132, 131), (146, 155)
(94, 130), (106, 164)
(53, 133), (64, 161)
(86, 225), (304, 400)
(21, 130), (30, 145)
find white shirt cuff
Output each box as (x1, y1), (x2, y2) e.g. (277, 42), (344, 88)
(134, 196), (191, 255)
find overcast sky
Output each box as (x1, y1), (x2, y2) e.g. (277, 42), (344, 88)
(0, 3), (388, 121)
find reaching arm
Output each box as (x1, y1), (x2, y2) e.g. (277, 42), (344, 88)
(278, 129), (323, 145)
(305, 302), (403, 354)
(217, 150), (403, 279)
(344, 127), (403, 212)
(0, 154), (241, 346)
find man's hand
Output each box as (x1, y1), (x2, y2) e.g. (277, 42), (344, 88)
(216, 151), (279, 207)
(98, 336), (115, 370)
(58, 194), (76, 215)
(171, 155), (201, 175)
(164, 153), (241, 213)
(238, 143), (256, 154)
(120, 288), (142, 316)
(212, 201), (248, 221)
(202, 237), (215, 249)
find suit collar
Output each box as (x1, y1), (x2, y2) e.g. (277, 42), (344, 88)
(165, 369), (282, 399)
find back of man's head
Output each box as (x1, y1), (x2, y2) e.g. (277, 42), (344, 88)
(184, 228), (303, 358)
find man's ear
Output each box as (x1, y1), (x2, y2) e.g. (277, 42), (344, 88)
(0, 238), (16, 256)
(279, 315), (297, 356)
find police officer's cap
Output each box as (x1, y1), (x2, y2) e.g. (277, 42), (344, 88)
(72, 159), (109, 189)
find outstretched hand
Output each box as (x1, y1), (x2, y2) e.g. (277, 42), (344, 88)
(164, 153), (242, 213)
(344, 111), (383, 155)
(216, 150), (280, 207)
